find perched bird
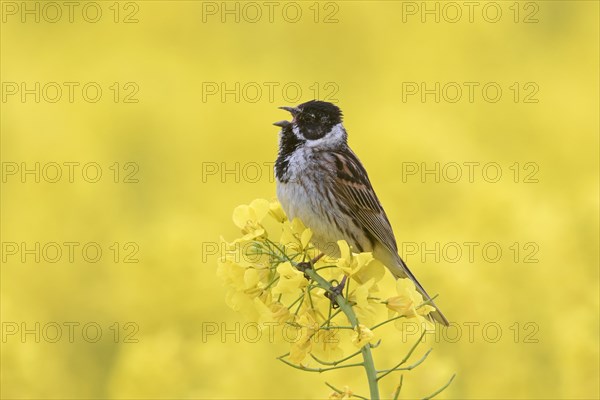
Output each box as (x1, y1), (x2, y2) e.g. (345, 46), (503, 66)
(273, 100), (448, 325)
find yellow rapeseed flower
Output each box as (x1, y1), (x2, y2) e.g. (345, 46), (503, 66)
(351, 324), (375, 348)
(311, 328), (343, 362)
(289, 313), (319, 363)
(387, 279), (435, 317)
(272, 262), (307, 296)
(337, 241), (385, 285)
(280, 217), (314, 256)
(328, 386), (353, 399)
(220, 199), (446, 376)
(387, 279), (436, 331)
(232, 198), (270, 241)
(268, 199), (287, 223)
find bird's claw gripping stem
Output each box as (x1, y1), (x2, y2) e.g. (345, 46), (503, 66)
(296, 253), (325, 279)
(325, 275), (348, 309)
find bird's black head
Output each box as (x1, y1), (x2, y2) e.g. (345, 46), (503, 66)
(274, 100), (344, 141)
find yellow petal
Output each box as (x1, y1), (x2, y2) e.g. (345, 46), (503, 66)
(272, 262), (307, 295)
(351, 324), (375, 348)
(232, 205), (253, 230)
(250, 198), (270, 222)
(338, 240), (351, 261)
(311, 329), (344, 362)
(216, 259), (245, 290)
(268, 200), (287, 223)
(290, 218), (307, 235)
(270, 302), (291, 324)
(244, 268), (259, 289)
(280, 219), (304, 253)
(396, 278), (417, 296)
(353, 258), (385, 285)
(253, 297), (274, 323)
(301, 228), (313, 249)
(289, 335), (312, 363)
(386, 294), (415, 316)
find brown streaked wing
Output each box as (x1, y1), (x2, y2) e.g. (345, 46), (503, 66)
(327, 149), (399, 255)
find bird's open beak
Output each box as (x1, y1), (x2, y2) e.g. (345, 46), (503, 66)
(273, 120), (291, 128)
(279, 106), (301, 116)
(273, 106), (300, 128)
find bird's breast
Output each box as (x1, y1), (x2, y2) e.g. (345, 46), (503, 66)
(275, 148), (372, 256)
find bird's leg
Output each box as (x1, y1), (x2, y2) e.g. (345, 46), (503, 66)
(295, 252), (325, 279)
(325, 275), (348, 309)
(311, 252), (325, 264)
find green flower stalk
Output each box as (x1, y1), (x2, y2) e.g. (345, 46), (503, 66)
(218, 199), (454, 399)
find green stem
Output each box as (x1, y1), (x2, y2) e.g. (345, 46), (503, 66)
(378, 348), (432, 375)
(325, 382), (369, 400)
(310, 347), (362, 366)
(278, 357), (364, 373)
(377, 331), (426, 381)
(422, 373), (456, 400)
(301, 268), (380, 400)
(392, 375), (403, 400)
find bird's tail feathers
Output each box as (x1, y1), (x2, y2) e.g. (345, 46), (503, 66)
(390, 256), (449, 326)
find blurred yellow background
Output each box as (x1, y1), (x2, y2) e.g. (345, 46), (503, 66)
(1, 1), (598, 399)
